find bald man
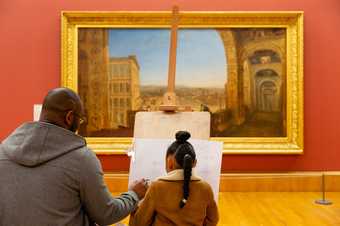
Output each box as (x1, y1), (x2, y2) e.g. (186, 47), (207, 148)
(0, 88), (147, 226)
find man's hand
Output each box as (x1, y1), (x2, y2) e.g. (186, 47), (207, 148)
(129, 179), (148, 200)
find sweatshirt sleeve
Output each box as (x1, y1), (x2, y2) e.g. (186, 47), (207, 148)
(79, 148), (139, 226)
(129, 182), (157, 226)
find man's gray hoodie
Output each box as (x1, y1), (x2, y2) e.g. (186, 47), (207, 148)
(0, 122), (139, 226)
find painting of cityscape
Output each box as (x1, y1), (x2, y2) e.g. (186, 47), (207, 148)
(78, 28), (286, 137)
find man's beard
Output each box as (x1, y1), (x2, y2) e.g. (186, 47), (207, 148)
(69, 119), (79, 133)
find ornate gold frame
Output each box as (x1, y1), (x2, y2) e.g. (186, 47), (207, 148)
(61, 11), (304, 155)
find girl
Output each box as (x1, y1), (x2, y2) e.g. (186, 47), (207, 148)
(129, 131), (219, 226)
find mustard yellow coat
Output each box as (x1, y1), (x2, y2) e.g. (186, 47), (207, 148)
(129, 169), (219, 226)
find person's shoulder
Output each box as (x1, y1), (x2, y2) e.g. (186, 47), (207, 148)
(71, 145), (97, 159)
(0, 144), (7, 160)
(194, 180), (215, 202)
(149, 179), (174, 191)
(150, 180), (164, 188)
(144, 180), (170, 199)
(80, 146), (97, 158)
(68, 146), (100, 170)
(195, 180), (214, 192)
(153, 178), (180, 185)
(196, 179), (210, 186)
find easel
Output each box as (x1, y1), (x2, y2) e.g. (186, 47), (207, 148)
(133, 6), (209, 140)
(159, 6), (180, 112)
(127, 7), (222, 212)
(159, 6), (191, 112)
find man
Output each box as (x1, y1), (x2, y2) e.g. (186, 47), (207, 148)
(0, 87), (147, 226)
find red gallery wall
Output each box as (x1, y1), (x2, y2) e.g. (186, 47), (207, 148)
(1, 0), (340, 172)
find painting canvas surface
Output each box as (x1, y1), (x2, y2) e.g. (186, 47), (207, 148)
(128, 138), (223, 201)
(78, 28), (286, 138)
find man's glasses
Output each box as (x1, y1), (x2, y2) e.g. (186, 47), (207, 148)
(73, 112), (87, 124)
(46, 106), (87, 124)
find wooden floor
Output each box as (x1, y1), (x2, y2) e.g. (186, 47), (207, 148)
(112, 192), (340, 226)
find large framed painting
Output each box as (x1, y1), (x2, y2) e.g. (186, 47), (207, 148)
(61, 11), (304, 154)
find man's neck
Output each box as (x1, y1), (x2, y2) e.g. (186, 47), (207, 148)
(39, 119), (68, 130)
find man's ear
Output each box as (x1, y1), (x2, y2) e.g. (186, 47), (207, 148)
(167, 156), (175, 171)
(192, 159), (197, 168)
(65, 111), (74, 127)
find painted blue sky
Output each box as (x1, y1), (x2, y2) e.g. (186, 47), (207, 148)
(109, 29), (227, 88)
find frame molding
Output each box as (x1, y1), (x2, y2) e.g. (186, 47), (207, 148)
(61, 11), (304, 154)
(104, 172), (340, 192)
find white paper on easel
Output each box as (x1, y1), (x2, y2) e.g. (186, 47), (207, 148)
(134, 112), (211, 140)
(128, 138), (223, 201)
(33, 104), (42, 121)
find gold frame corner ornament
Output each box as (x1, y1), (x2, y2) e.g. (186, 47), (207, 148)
(61, 11), (304, 155)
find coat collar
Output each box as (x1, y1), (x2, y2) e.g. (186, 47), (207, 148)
(158, 169), (202, 181)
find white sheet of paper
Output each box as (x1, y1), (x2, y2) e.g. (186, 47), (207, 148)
(134, 112), (211, 140)
(128, 138), (223, 201)
(33, 104), (42, 121)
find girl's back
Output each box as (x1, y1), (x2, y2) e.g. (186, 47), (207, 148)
(129, 170), (218, 226)
(129, 131), (219, 226)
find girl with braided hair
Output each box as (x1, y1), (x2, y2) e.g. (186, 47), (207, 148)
(129, 131), (219, 226)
